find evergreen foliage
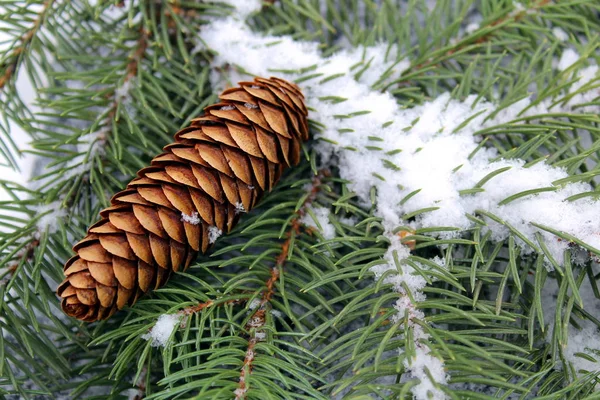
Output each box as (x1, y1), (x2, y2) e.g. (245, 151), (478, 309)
(1, 0), (599, 399)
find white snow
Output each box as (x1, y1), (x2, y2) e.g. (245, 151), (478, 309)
(404, 347), (448, 400)
(115, 78), (134, 100)
(208, 226), (223, 244)
(465, 23), (480, 34)
(557, 48), (580, 71)
(181, 211), (201, 225)
(216, 0), (262, 19)
(35, 201), (67, 233)
(235, 201), (246, 214)
(338, 216), (357, 226)
(300, 206), (336, 240)
(510, 2), (526, 16)
(141, 313), (181, 347)
(552, 27), (568, 42)
(61, 130), (106, 180)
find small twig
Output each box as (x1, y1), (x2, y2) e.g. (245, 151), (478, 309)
(125, 29), (149, 81)
(181, 300), (214, 315)
(180, 296), (250, 316)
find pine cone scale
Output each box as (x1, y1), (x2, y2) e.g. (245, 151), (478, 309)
(57, 77), (308, 321)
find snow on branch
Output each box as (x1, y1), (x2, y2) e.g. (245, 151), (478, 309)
(299, 205), (335, 240)
(199, 15), (600, 266)
(216, 0), (263, 19)
(198, 3), (600, 398)
(141, 313), (182, 347)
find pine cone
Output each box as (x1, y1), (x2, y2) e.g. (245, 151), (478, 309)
(57, 77), (309, 322)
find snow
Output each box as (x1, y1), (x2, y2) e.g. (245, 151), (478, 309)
(216, 0), (262, 19)
(196, 18), (408, 93)
(181, 211), (201, 225)
(465, 23), (479, 34)
(35, 201), (67, 233)
(115, 78), (134, 100)
(557, 48), (580, 71)
(404, 347), (448, 400)
(552, 27), (568, 42)
(300, 206), (336, 240)
(338, 216), (357, 226)
(208, 226), (223, 244)
(510, 2), (526, 16)
(235, 201), (246, 214)
(141, 313), (181, 347)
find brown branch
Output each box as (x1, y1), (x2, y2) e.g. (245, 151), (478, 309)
(180, 295), (250, 316)
(125, 29), (149, 81)
(181, 299), (214, 315)
(234, 171), (326, 400)
(0, 1), (53, 91)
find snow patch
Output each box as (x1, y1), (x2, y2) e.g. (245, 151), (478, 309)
(557, 48), (580, 71)
(141, 313), (181, 347)
(300, 206), (336, 240)
(552, 27), (568, 42)
(465, 23), (479, 33)
(217, 0), (262, 19)
(181, 211), (201, 225)
(208, 226), (223, 244)
(35, 201), (67, 233)
(235, 201), (246, 214)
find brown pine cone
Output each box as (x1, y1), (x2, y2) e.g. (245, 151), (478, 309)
(57, 77), (309, 322)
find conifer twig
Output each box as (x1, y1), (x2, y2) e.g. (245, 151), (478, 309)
(234, 171), (325, 400)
